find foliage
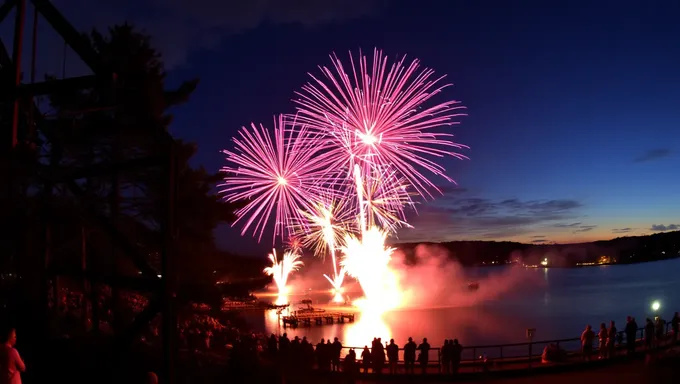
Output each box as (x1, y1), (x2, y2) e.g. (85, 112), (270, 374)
(40, 24), (236, 283)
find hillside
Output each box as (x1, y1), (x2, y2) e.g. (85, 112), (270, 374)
(393, 230), (680, 267)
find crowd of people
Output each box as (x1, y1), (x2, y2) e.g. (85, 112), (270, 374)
(5, 286), (679, 382)
(252, 333), (464, 375)
(579, 313), (679, 361)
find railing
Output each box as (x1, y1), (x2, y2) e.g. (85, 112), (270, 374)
(335, 322), (675, 370)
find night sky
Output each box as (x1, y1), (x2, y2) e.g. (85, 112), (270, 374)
(3, 0), (679, 255)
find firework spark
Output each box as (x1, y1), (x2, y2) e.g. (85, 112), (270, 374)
(294, 48), (468, 199)
(263, 249), (304, 295)
(356, 165), (414, 233)
(339, 226), (402, 312)
(220, 115), (327, 242)
(295, 198), (353, 260)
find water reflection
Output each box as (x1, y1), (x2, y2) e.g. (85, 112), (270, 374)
(343, 312), (391, 355)
(254, 259), (680, 349)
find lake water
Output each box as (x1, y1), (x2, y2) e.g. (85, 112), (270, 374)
(247, 258), (679, 358)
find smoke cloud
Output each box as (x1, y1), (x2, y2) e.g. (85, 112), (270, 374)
(391, 244), (544, 309)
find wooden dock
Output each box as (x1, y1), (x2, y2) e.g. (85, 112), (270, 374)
(281, 311), (356, 328)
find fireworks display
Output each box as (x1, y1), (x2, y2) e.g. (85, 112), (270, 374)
(263, 249), (304, 295)
(294, 48), (468, 199)
(219, 115), (327, 242)
(221, 49), (467, 309)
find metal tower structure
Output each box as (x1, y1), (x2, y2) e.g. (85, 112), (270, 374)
(0, 0), (177, 382)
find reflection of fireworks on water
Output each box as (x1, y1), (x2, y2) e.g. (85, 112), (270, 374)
(263, 250), (304, 295)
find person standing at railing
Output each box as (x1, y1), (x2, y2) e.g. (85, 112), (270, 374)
(598, 323), (608, 359)
(361, 346), (371, 373)
(386, 339), (399, 374)
(451, 339), (462, 373)
(331, 337), (342, 372)
(672, 312), (679, 344)
(581, 325), (595, 361)
(343, 349), (357, 376)
(417, 338), (431, 374)
(654, 317), (666, 347)
(441, 340), (451, 374)
(404, 337), (417, 374)
(644, 318), (654, 349)
(371, 338), (386, 374)
(607, 321), (617, 357)
(625, 316), (638, 356)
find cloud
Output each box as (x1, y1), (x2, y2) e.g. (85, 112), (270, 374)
(572, 225), (596, 233)
(634, 148), (672, 163)
(612, 228), (634, 234)
(650, 224), (679, 232)
(396, 191), (584, 243)
(45, 0), (382, 69)
(532, 239), (548, 244)
(531, 235), (546, 238)
(553, 222), (582, 228)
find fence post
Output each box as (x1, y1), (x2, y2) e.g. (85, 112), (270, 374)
(499, 345), (503, 360)
(528, 343), (533, 369)
(472, 347), (476, 363)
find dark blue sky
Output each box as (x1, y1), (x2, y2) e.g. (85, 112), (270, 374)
(3, 0), (679, 254)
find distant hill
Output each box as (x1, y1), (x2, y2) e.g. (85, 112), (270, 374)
(393, 230), (680, 267)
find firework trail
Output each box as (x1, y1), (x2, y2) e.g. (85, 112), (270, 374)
(294, 197), (353, 299)
(263, 249), (304, 295)
(294, 48), (468, 199)
(357, 165), (414, 233)
(295, 197), (353, 261)
(220, 115), (328, 242)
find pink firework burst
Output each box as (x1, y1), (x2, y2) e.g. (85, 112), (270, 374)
(294, 48), (468, 198)
(220, 115), (327, 243)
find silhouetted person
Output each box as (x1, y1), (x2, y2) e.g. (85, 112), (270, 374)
(361, 346), (371, 373)
(386, 339), (399, 374)
(644, 318), (655, 349)
(291, 336), (301, 369)
(0, 328), (25, 384)
(581, 325), (595, 361)
(279, 333), (290, 367)
(316, 339), (327, 371)
(344, 349), (357, 374)
(607, 321), (617, 356)
(301, 336), (313, 370)
(404, 337), (417, 374)
(371, 338), (385, 374)
(598, 323), (608, 359)
(417, 338), (431, 374)
(441, 340), (451, 373)
(672, 312), (679, 343)
(451, 339), (462, 373)
(655, 317), (666, 347)
(332, 337), (342, 372)
(625, 316), (638, 356)
(267, 334), (278, 360)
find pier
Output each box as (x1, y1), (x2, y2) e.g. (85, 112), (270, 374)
(281, 311), (356, 327)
